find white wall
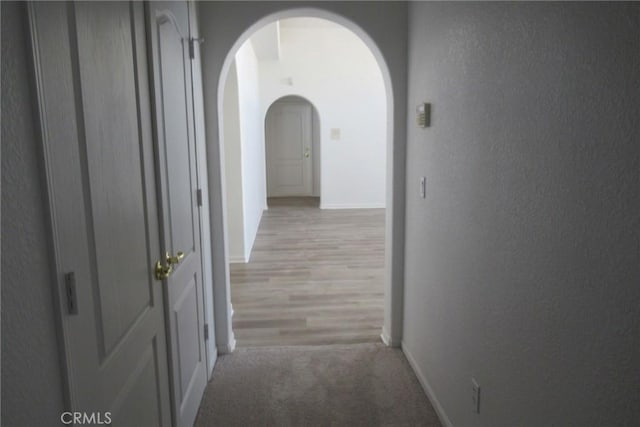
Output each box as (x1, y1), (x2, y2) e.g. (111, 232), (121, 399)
(250, 22), (280, 61)
(222, 61), (246, 262)
(256, 19), (386, 209)
(1, 2), (66, 423)
(403, 2), (640, 426)
(235, 41), (266, 261)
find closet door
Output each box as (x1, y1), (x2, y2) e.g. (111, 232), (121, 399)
(29, 2), (172, 425)
(147, 2), (209, 426)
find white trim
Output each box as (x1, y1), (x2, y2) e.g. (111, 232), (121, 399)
(219, 336), (236, 354)
(242, 206), (263, 263)
(380, 327), (401, 347)
(27, 3), (74, 410)
(228, 255), (249, 264)
(207, 347), (218, 378)
(380, 333), (391, 346)
(320, 203), (386, 210)
(188, 0), (217, 380)
(402, 342), (454, 427)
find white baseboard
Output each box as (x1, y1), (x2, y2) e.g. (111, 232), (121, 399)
(241, 207), (263, 263)
(401, 342), (453, 427)
(207, 348), (218, 378)
(229, 255), (248, 264)
(321, 203), (385, 210)
(219, 336), (236, 354)
(381, 327), (401, 347)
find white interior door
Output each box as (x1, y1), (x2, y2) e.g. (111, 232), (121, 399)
(29, 2), (172, 425)
(187, 1), (217, 376)
(148, 2), (208, 426)
(266, 102), (313, 196)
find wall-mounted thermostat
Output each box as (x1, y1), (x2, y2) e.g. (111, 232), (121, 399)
(416, 102), (431, 128)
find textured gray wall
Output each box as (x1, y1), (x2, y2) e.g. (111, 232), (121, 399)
(1, 2), (65, 425)
(402, 2), (640, 426)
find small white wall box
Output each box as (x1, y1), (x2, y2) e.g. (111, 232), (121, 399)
(416, 102), (431, 128)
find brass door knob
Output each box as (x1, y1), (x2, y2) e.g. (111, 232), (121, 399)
(154, 260), (172, 280)
(166, 251), (184, 266)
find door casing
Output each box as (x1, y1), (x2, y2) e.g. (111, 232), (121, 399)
(207, 6), (404, 352)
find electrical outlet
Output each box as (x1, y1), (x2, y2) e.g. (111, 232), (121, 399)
(472, 378), (481, 414)
(420, 177), (426, 198)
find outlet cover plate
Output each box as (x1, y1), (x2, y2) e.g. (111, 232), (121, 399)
(472, 378), (480, 414)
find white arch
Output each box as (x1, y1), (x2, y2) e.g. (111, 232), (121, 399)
(214, 8), (399, 350)
(264, 94), (320, 121)
(217, 9), (393, 132)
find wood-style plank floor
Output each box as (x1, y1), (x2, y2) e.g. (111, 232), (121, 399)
(230, 197), (385, 347)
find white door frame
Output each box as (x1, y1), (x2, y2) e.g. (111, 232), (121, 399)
(204, 7), (406, 352)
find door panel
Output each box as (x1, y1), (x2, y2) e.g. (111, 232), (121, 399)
(111, 344), (161, 427)
(29, 2), (172, 426)
(174, 276), (200, 398)
(148, 2), (208, 426)
(275, 111), (305, 159)
(157, 18), (197, 256)
(76, 1), (155, 356)
(266, 102), (313, 196)
(276, 165), (305, 187)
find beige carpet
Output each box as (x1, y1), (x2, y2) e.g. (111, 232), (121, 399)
(195, 343), (442, 426)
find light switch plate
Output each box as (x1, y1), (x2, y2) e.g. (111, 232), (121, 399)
(417, 102), (431, 128)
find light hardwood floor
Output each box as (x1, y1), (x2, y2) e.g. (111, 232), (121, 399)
(230, 197), (385, 347)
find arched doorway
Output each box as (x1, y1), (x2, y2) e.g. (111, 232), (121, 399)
(200, 5), (407, 352)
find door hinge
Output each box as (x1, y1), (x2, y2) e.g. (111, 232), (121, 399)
(65, 272), (78, 315)
(204, 323), (209, 341)
(196, 188), (203, 207)
(188, 39), (195, 59)
(188, 37), (204, 60)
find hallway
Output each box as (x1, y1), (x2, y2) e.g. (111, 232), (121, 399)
(230, 198), (385, 346)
